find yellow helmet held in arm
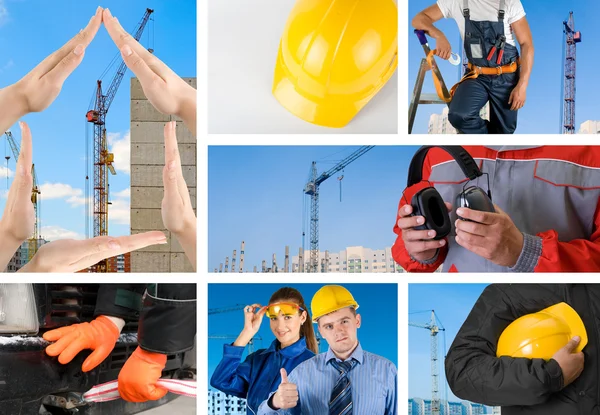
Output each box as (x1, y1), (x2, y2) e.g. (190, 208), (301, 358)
(273, 0), (398, 128)
(496, 302), (587, 360)
(311, 285), (359, 322)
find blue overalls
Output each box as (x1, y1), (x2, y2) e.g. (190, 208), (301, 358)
(448, 0), (520, 134)
(210, 337), (315, 415)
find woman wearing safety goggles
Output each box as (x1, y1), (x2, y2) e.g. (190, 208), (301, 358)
(210, 287), (318, 415)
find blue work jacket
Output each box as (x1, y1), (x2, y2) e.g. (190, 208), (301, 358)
(210, 337), (315, 415)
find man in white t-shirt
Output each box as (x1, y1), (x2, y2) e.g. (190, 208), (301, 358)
(412, 0), (533, 134)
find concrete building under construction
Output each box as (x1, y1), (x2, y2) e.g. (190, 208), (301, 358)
(130, 77), (197, 272)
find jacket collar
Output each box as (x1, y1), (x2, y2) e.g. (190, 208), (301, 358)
(260, 336), (308, 358)
(326, 342), (364, 365)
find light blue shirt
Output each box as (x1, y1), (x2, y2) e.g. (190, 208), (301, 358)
(257, 343), (397, 415)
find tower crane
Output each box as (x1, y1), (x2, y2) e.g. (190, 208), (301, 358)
(409, 310), (446, 415)
(303, 146), (374, 273)
(85, 8), (154, 272)
(561, 11), (582, 134)
(208, 335), (263, 354)
(4, 131), (41, 262)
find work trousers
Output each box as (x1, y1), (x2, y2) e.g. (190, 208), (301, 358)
(448, 72), (519, 134)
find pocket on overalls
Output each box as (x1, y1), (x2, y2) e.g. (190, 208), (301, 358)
(466, 34), (484, 60)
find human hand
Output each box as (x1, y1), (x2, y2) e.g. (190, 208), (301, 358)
(508, 83), (527, 110)
(552, 336), (584, 388)
(397, 203), (450, 262)
(0, 122), (34, 245)
(11, 7), (102, 116)
(243, 304), (267, 336)
(118, 346), (168, 402)
(43, 315), (122, 372)
(161, 122), (196, 236)
(19, 231), (166, 272)
(102, 9), (196, 131)
(272, 369), (298, 409)
(434, 34), (452, 60)
(454, 204), (524, 267)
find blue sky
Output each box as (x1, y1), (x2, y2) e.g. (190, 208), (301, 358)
(408, 283), (489, 404)
(408, 0), (599, 134)
(0, 0), (195, 241)
(208, 283), (398, 383)
(208, 146), (420, 272)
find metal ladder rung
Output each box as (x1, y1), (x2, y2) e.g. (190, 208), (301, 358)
(419, 94), (446, 105)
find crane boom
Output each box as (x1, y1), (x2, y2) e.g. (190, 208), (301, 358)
(303, 146), (374, 273)
(4, 131), (41, 262)
(85, 8), (153, 272)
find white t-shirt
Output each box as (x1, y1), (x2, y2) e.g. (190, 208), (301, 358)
(436, 0), (526, 46)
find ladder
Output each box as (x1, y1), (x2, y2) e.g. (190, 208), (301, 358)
(408, 30), (451, 133)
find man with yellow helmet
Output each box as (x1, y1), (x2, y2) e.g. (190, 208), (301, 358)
(446, 284), (591, 414)
(258, 285), (397, 414)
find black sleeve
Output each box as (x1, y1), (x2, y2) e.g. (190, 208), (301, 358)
(137, 284), (196, 354)
(445, 284), (565, 407)
(94, 284), (146, 321)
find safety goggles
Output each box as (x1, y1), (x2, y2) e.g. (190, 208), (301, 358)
(264, 303), (304, 318)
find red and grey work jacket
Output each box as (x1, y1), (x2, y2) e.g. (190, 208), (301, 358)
(392, 146), (600, 272)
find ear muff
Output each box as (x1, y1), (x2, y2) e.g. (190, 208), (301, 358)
(455, 186), (495, 220)
(412, 187), (451, 239)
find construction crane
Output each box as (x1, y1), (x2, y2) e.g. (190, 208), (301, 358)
(208, 305), (247, 315)
(208, 335), (263, 354)
(561, 11), (582, 134)
(409, 310), (446, 415)
(85, 8), (154, 272)
(4, 131), (41, 261)
(303, 146), (374, 273)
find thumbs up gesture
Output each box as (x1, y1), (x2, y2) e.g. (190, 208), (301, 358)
(272, 368), (299, 409)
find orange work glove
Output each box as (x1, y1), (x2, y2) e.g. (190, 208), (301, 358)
(43, 315), (121, 372)
(118, 346), (168, 402)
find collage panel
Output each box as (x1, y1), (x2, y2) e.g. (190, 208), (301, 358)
(208, 0), (398, 134)
(208, 283), (398, 415)
(408, 0), (598, 135)
(0, 283), (196, 415)
(409, 283), (598, 415)
(209, 145), (600, 274)
(0, 1), (197, 274)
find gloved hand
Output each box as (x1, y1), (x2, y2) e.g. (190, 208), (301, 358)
(118, 346), (168, 402)
(43, 315), (122, 372)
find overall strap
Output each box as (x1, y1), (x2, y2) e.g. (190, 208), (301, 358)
(498, 0), (506, 22)
(463, 0), (470, 18)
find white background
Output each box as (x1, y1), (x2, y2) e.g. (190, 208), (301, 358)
(208, 0), (398, 134)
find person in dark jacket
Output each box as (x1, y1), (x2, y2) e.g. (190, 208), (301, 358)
(445, 284), (591, 414)
(210, 287), (318, 415)
(43, 283), (196, 402)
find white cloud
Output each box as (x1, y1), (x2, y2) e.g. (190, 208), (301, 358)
(109, 198), (130, 226)
(107, 131), (130, 175)
(39, 182), (82, 200)
(0, 59), (13, 74)
(0, 166), (14, 179)
(112, 188), (130, 199)
(0, 1), (8, 27)
(41, 225), (85, 241)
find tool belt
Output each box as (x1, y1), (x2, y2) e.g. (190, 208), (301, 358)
(426, 49), (520, 102)
(449, 59), (521, 97)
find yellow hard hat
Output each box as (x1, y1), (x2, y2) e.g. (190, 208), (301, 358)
(273, 0), (398, 128)
(496, 302), (587, 360)
(311, 285), (359, 322)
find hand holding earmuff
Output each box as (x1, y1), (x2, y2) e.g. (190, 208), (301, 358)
(454, 204), (524, 267)
(397, 203), (451, 262)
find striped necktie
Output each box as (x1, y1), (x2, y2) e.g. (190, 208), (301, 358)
(329, 359), (356, 415)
